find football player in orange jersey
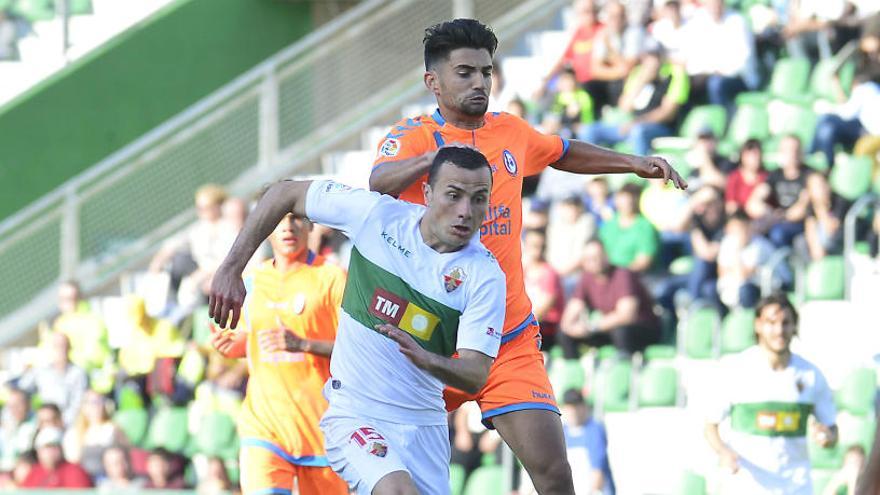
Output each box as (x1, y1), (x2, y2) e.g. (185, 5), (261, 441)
(210, 212), (348, 495)
(368, 19), (687, 494)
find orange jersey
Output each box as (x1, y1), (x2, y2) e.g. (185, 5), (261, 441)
(373, 110), (568, 335)
(238, 253), (346, 462)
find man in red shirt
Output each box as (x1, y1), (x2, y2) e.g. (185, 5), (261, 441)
(21, 427), (92, 488)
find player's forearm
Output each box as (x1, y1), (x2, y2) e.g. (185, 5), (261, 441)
(553, 140), (639, 175)
(421, 353), (491, 394)
(704, 423), (733, 456)
(223, 180), (311, 272)
(369, 155), (433, 196)
(304, 339), (334, 357)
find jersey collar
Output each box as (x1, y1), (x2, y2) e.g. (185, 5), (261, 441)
(432, 108), (446, 126)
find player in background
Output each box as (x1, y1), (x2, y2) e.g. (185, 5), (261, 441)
(210, 211), (348, 495)
(209, 147), (507, 495)
(704, 293), (837, 495)
(368, 18), (687, 494)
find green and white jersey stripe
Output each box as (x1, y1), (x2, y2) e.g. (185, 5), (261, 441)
(305, 180), (506, 426)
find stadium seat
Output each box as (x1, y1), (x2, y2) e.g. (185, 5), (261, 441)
(117, 383), (145, 410)
(449, 463), (466, 495)
(736, 58), (811, 106)
(463, 465), (503, 495)
(550, 359), (586, 401)
(721, 308), (755, 354)
(594, 359), (632, 412)
(637, 363), (678, 407)
(669, 256), (694, 276)
(811, 468), (836, 495)
(12, 0), (55, 21)
(804, 256), (845, 301)
(674, 470), (707, 495)
(191, 304), (214, 348)
(680, 307), (720, 359)
(810, 58), (855, 103)
(723, 103), (769, 149)
(644, 344), (676, 361)
(113, 408), (149, 446)
(194, 411), (238, 459)
(679, 105), (727, 140)
(809, 441), (843, 470)
(768, 102), (817, 148)
(839, 414), (877, 453)
(146, 407), (189, 453)
(68, 0), (92, 15)
(836, 368), (877, 415)
(597, 345), (619, 361)
(830, 154), (873, 201)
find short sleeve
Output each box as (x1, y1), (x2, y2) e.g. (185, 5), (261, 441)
(455, 260), (506, 358)
(665, 64), (690, 104)
(372, 118), (434, 170)
(305, 180), (382, 239)
(812, 367), (837, 427)
(521, 117), (568, 177)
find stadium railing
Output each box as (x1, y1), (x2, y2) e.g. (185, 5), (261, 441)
(0, 0), (569, 345)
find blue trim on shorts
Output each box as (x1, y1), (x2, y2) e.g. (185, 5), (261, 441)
(249, 489), (293, 495)
(500, 313), (538, 345)
(480, 402), (561, 430)
(240, 438), (330, 467)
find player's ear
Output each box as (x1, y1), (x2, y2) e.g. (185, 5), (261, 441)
(424, 70), (439, 95)
(422, 181), (432, 206)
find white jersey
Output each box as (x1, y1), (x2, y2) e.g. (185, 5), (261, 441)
(707, 346), (837, 495)
(305, 180), (506, 426)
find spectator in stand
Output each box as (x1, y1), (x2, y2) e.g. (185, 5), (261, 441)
(686, 129), (736, 191)
(748, 135), (813, 247)
(811, 73), (880, 168)
(725, 139), (767, 218)
(21, 426), (92, 489)
(716, 213), (774, 309)
(523, 228), (565, 351)
(62, 389), (129, 478)
(680, 0), (757, 115)
(197, 456), (232, 495)
(783, 0), (846, 61)
(117, 295), (185, 379)
(546, 196), (596, 290)
(523, 197), (551, 231)
(823, 444), (866, 495)
(560, 389), (614, 495)
(542, 68), (594, 139)
(0, 387), (35, 472)
(559, 240), (662, 357)
(0, 10), (17, 61)
(588, 1), (646, 117)
(649, 0), (687, 63)
(144, 448), (187, 490)
(35, 403), (64, 431)
(52, 280), (110, 372)
(801, 173), (849, 261)
(97, 445), (144, 492)
(17, 332), (88, 427)
(599, 184), (659, 273)
(584, 177), (615, 227)
(451, 402), (501, 483)
(537, 0), (603, 118)
(579, 43), (689, 156)
(1, 451), (36, 490)
(640, 176), (692, 267)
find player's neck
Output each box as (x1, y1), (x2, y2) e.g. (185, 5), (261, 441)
(274, 250), (310, 272)
(761, 346), (792, 370)
(438, 107), (484, 130)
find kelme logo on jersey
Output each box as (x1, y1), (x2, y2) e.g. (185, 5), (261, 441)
(369, 288), (440, 340)
(379, 138), (401, 157)
(502, 149), (517, 176)
(443, 267), (465, 293)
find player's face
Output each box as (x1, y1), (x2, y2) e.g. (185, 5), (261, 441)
(755, 303), (795, 353)
(269, 213), (311, 259)
(427, 48), (493, 117)
(423, 162), (491, 251)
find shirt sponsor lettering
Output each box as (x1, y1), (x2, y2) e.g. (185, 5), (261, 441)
(481, 203), (512, 237)
(756, 410), (801, 433)
(369, 288), (440, 340)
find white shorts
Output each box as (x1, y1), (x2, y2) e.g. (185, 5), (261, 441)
(319, 407), (451, 495)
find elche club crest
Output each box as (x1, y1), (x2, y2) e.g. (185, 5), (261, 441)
(502, 150), (517, 177)
(443, 267), (466, 293)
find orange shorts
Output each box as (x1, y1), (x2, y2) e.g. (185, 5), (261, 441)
(239, 438), (348, 495)
(444, 314), (559, 429)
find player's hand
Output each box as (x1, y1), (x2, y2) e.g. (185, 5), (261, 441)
(210, 326), (238, 357)
(208, 263), (247, 329)
(631, 155), (688, 190)
(375, 323), (432, 369)
(453, 430), (473, 451)
(812, 423), (836, 448)
(719, 448), (740, 474)
(258, 328), (307, 354)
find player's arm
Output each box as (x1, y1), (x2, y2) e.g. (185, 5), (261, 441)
(704, 422), (739, 473)
(376, 324), (492, 394)
(210, 326), (248, 359)
(259, 328), (334, 357)
(553, 140), (688, 189)
(369, 151), (436, 196)
(857, 414), (880, 495)
(210, 180), (312, 328)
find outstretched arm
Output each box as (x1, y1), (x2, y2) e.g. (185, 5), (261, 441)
(369, 151), (436, 196)
(552, 140), (688, 190)
(377, 324), (493, 394)
(209, 180), (313, 329)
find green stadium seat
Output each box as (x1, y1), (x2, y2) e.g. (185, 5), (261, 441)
(724, 103), (769, 148)
(192, 304), (214, 348)
(550, 359), (585, 401)
(769, 102), (817, 148)
(721, 308), (756, 354)
(811, 468), (836, 495)
(674, 470), (707, 495)
(840, 414), (877, 453)
(463, 465), (503, 495)
(804, 255), (845, 301)
(809, 440), (843, 470)
(669, 256), (694, 276)
(679, 105), (727, 139)
(68, 0), (92, 15)
(594, 360), (632, 412)
(644, 344), (676, 361)
(830, 154), (873, 201)
(146, 407), (189, 453)
(681, 307), (720, 359)
(450, 463), (466, 495)
(194, 411), (238, 459)
(117, 383), (145, 410)
(113, 408), (149, 446)
(0, 0), (12, 11)
(12, 0), (55, 21)
(637, 364), (677, 407)
(769, 58), (811, 99)
(811, 58), (855, 102)
(597, 345), (618, 361)
(836, 368), (877, 415)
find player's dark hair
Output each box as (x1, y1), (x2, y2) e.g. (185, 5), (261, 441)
(755, 292), (799, 328)
(424, 19), (498, 70)
(37, 402), (62, 416)
(427, 147), (492, 186)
